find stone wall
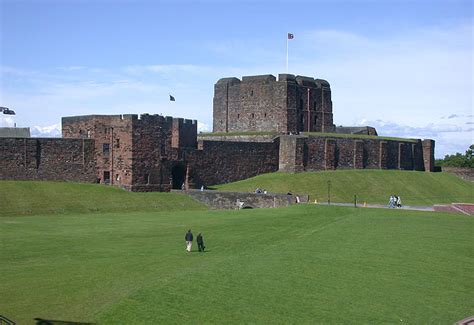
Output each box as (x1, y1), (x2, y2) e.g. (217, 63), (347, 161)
(198, 134), (276, 143)
(131, 115), (183, 191)
(441, 167), (474, 182)
(277, 135), (431, 172)
(62, 114), (197, 191)
(422, 139), (435, 172)
(62, 114), (135, 187)
(187, 138), (280, 187)
(213, 74), (335, 134)
(0, 138), (96, 182)
(172, 118), (198, 149)
(279, 135), (306, 172)
(184, 189), (309, 209)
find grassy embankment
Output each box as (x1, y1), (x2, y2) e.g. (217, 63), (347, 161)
(0, 180), (205, 217)
(213, 170), (474, 205)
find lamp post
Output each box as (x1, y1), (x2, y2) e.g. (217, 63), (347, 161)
(327, 180), (331, 205)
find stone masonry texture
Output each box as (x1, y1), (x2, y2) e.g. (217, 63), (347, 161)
(213, 74), (335, 134)
(0, 137), (96, 182)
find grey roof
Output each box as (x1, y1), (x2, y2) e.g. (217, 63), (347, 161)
(0, 127), (31, 138)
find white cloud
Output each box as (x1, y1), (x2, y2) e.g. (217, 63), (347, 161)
(0, 115), (15, 127)
(198, 122), (211, 133)
(30, 124), (61, 138)
(355, 118), (473, 158)
(288, 24), (472, 129)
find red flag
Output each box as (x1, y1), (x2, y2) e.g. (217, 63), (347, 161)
(288, 33), (294, 40)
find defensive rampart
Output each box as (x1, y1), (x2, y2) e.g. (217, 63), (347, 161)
(0, 137), (96, 182)
(187, 138), (280, 187)
(279, 135), (432, 172)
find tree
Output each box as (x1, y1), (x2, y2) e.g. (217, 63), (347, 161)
(437, 145), (474, 168)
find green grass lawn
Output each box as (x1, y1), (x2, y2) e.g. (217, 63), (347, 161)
(1, 205), (473, 324)
(0, 181), (205, 217)
(213, 170), (474, 206)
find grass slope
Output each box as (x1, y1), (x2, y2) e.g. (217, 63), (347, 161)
(213, 170), (474, 205)
(1, 205), (473, 324)
(0, 181), (205, 217)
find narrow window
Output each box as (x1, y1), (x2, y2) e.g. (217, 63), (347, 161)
(250, 90), (254, 96)
(237, 114), (240, 119)
(103, 143), (110, 156)
(251, 113), (254, 118)
(115, 138), (120, 148)
(264, 113), (267, 118)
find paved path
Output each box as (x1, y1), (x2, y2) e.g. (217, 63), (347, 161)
(317, 202), (434, 212)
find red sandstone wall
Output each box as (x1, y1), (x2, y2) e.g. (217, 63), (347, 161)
(62, 115), (134, 188)
(0, 138), (96, 182)
(282, 136), (427, 172)
(131, 115), (174, 190)
(213, 74), (335, 134)
(172, 118), (197, 149)
(187, 139), (280, 186)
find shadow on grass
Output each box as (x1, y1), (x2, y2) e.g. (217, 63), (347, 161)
(34, 318), (94, 325)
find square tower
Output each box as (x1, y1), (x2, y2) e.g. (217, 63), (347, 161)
(212, 74), (335, 133)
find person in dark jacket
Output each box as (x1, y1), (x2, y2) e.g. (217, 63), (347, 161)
(185, 229), (193, 252)
(197, 233), (205, 252)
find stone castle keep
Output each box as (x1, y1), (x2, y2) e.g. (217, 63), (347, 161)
(0, 74), (435, 191)
(213, 74), (335, 134)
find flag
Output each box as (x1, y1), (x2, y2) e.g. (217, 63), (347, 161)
(288, 33), (294, 40)
(169, 94), (175, 101)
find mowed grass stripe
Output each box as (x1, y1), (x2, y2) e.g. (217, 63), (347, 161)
(2, 206), (472, 323)
(213, 170), (474, 205)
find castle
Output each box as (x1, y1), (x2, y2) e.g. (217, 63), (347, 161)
(0, 74), (435, 191)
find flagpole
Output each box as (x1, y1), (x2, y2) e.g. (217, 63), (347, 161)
(286, 34), (289, 73)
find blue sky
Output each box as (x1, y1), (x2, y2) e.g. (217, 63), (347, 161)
(1, 0), (472, 158)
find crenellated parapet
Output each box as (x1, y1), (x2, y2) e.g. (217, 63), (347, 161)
(61, 113), (198, 190)
(213, 74), (335, 134)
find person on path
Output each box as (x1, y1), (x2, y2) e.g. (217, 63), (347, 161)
(185, 229), (193, 252)
(397, 196), (402, 208)
(388, 195), (394, 208)
(197, 233), (205, 252)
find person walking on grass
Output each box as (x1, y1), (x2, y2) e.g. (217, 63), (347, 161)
(197, 233), (205, 252)
(185, 229), (193, 252)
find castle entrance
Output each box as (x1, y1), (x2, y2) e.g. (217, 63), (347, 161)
(171, 164), (185, 189)
(103, 171), (110, 185)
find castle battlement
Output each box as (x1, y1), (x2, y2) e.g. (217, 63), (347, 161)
(213, 73), (335, 134)
(215, 74), (331, 89)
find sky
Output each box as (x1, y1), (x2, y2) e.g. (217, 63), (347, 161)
(0, 0), (472, 158)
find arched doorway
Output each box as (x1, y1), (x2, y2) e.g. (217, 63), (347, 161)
(171, 164), (185, 189)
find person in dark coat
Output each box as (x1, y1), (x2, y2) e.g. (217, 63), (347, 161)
(197, 233), (205, 252)
(185, 229), (193, 252)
